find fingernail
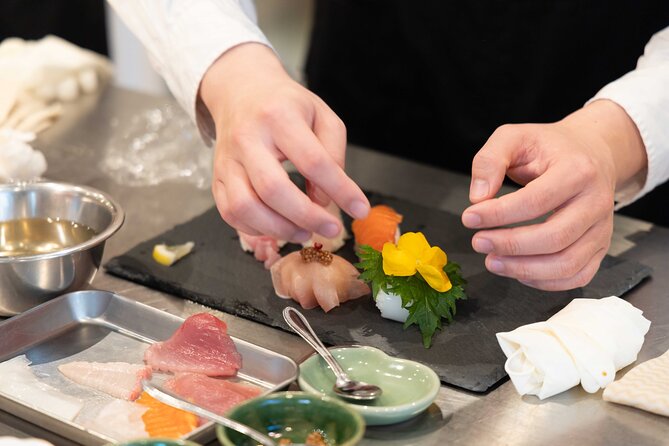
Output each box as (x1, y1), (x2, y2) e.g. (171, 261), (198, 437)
(319, 222), (340, 238)
(462, 212), (482, 228)
(470, 178), (489, 200)
(349, 200), (370, 220)
(292, 230), (311, 243)
(488, 258), (505, 273)
(473, 238), (493, 254)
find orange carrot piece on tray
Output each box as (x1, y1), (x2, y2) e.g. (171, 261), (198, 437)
(351, 204), (403, 252)
(136, 391), (199, 438)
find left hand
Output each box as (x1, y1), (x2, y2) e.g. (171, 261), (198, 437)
(461, 100), (647, 291)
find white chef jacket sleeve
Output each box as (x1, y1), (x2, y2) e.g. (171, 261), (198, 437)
(587, 25), (669, 209)
(106, 0), (273, 145)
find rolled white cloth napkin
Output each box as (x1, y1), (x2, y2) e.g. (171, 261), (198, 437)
(0, 129), (46, 182)
(496, 296), (651, 400)
(603, 348), (669, 417)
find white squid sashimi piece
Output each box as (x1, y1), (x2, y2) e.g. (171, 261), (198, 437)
(302, 201), (349, 253)
(0, 355), (83, 421)
(82, 399), (148, 442)
(375, 289), (410, 323)
(58, 361), (152, 401)
(271, 251), (370, 312)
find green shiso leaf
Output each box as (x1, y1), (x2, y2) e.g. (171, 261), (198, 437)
(356, 244), (467, 349)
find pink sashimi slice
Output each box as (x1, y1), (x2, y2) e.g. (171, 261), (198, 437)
(58, 361), (152, 401)
(238, 231), (285, 269)
(270, 251), (370, 312)
(165, 372), (263, 415)
(144, 313), (242, 377)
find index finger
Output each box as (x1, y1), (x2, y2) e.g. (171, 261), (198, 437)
(275, 109), (370, 221)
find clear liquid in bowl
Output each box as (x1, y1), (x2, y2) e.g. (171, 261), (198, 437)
(0, 217), (98, 257)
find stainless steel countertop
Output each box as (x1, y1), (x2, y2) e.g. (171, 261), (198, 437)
(2, 86), (668, 446)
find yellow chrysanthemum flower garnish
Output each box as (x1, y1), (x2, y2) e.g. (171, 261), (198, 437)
(381, 232), (452, 292)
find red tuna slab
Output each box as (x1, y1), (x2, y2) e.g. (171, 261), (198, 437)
(144, 313), (242, 376)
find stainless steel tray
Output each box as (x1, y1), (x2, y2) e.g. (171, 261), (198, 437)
(0, 289), (299, 445)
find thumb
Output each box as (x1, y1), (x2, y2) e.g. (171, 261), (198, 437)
(469, 125), (526, 204)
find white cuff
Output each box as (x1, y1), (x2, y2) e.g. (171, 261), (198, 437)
(586, 27), (669, 209)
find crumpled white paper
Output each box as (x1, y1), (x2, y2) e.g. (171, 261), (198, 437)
(496, 296), (651, 400)
(0, 34), (112, 134)
(0, 129), (46, 182)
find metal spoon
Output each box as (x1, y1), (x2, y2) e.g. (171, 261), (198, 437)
(282, 307), (383, 402)
(141, 379), (281, 446)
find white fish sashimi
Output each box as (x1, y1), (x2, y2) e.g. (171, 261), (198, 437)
(82, 399), (148, 442)
(0, 355), (83, 421)
(58, 361), (152, 401)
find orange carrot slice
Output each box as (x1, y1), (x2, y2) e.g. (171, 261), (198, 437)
(351, 204), (403, 251)
(136, 391), (199, 438)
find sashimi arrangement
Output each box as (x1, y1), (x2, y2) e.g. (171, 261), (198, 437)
(27, 312), (263, 441)
(238, 199), (468, 349)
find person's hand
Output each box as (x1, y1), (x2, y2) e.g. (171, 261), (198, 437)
(200, 43), (370, 243)
(462, 100), (647, 291)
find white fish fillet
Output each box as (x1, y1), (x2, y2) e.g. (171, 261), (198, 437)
(0, 355), (83, 421)
(82, 399), (148, 442)
(58, 361), (152, 401)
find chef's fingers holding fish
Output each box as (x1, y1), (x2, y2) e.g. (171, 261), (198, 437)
(462, 99), (647, 291)
(200, 43), (370, 242)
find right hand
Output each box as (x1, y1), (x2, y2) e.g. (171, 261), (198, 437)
(200, 43), (370, 243)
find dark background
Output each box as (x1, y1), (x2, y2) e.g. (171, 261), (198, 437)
(1, 0), (667, 226)
(0, 0), (108, 55)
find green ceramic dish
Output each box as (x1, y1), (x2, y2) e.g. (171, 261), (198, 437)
(106, 439), (201, 446)
(216, 391), (365, 446)
(298, 345), (440, 426)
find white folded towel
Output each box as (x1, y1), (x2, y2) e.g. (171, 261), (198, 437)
(496, 296), (651, 400)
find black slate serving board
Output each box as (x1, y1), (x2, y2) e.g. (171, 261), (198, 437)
(105, 191), (652, 393)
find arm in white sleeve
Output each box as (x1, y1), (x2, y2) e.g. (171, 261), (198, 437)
(106, 0), (273, 145)
(587, 25), (669, 209)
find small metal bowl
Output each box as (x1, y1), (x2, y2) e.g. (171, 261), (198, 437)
(0, 181), (124, 316)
